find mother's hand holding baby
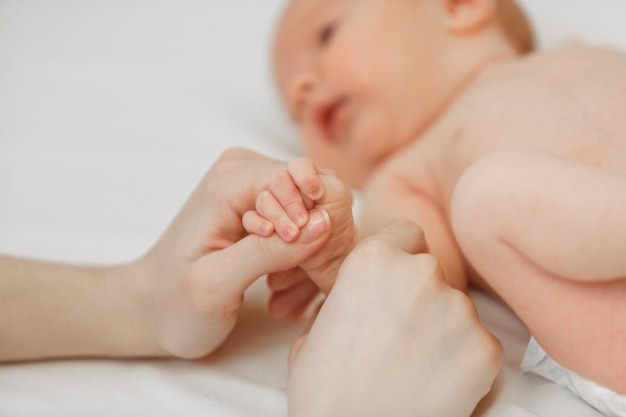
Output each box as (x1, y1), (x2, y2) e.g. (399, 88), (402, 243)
(287, 220), (503, 417)
(134, 147), (336, 359)
(0, 147), (333, 362)
(145, 148), (502, 416)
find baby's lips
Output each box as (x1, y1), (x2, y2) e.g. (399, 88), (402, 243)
(313, 96), (348, 143)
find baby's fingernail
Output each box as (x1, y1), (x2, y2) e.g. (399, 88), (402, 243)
(294, 213), (308, 228)
(282, 225), (299, 242)
(261, 221), (274, 236)
(310, 186), (324, 201)
(300, 209), (330, 244)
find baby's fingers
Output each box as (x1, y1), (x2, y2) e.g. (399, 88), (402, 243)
(269, 170), (311, 228)
(288, 158), (324, 202)
(242, 211), (274, 237)
(257, 190), (301, 242)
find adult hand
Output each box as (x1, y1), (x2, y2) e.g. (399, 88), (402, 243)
(135, 148), (332, 359)
(287, 220), (503, 417)
(0, 148), (334, 362)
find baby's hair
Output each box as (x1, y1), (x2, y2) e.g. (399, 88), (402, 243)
(496, 0), (535, 54)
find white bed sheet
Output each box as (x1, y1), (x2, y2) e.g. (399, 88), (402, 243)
(1, 1), (624, 415)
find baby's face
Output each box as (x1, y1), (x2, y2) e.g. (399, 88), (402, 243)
(274, 0), (448, 188)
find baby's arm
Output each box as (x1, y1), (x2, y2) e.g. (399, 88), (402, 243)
(243, 158), (361, 295)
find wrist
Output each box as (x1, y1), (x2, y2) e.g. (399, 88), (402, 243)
(303, 226), (363, 294)
(116, 257), (170, 358)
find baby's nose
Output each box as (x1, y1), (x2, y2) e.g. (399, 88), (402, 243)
(289, 72), (317, 121)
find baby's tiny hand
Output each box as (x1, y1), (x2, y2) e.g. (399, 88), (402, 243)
(243, 158), (325, 242)
(243, 157), (360, 319)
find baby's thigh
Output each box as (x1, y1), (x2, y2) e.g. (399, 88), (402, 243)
(449, 149), (541, 268)
(452, 148), (626, 283)
(450, 150), (626, 392)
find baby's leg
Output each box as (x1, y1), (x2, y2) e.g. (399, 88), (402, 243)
(451, 149), (626, 394)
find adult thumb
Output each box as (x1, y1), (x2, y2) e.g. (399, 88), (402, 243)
(199, 209), (331, 300)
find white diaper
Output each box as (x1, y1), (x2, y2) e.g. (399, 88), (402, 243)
(521, 337), (626, 417)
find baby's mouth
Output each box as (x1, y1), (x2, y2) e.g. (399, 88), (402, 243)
(315, 97), (348, 142)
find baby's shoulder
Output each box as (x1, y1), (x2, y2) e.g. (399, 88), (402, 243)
(459, 45), (626, 118)
(451, 47), (604, 121)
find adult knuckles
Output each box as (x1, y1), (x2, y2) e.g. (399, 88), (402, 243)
(352, 237), (400, 264)
(412, 253), (441, 277)
(453, 296), (504, 374)
(219, 146), (257, 160)
(467, 329), (504, 398)
(215, 147), (285, 179)
(445, 287), (479, 319)
(345, 237), (435, 277)
(479, 331), (504, 372)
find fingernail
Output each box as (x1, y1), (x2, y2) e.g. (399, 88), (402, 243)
(261, 221), (274, 236)
(300, 209), (330, 244)
(310, 187), (324, 201)
(282, 225), (299, 242)
(294, 213), (308, 228)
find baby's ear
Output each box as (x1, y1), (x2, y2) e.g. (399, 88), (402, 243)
(440, 0), (497, 34)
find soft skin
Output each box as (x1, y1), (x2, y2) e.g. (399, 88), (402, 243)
(0, 149), (503, 417)
(270, 0), (626, 394)
(244, 157), (504, 416)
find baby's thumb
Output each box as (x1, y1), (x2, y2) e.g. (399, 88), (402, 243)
(207, 209), (331, 300)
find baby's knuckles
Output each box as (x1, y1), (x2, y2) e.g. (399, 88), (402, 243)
(288, 157), (324, 199)
(268, 170), (294, 193)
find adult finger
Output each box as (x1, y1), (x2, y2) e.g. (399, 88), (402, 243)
(195, 209), (331, 302)
(367, 219), (429, 255)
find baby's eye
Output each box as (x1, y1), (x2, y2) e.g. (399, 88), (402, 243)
(318, 22), (337, 47)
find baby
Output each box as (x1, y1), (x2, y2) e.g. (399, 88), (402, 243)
(246, 0), (626, 411)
